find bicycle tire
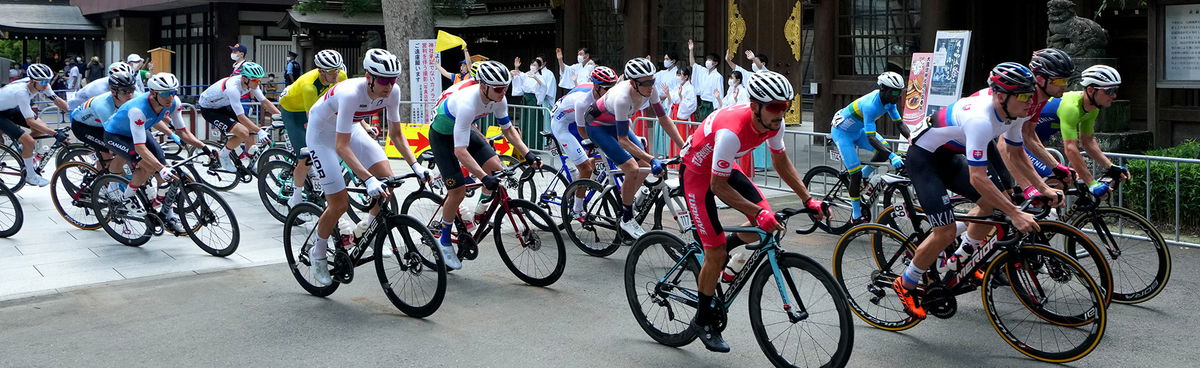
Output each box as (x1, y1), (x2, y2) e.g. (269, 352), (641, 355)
(802, 165), (853, 234)
(53, 143), (91, 166)
(283, 202), (340, 297)
(50, 161), (102, 230)
(1070, 206), (1171, 304)
(257, 160), (297, 223)
(516, 165), (568, 215)
(399, 190), (448, 268)
(0, 184), (22, 237)
(981, 245), (1106, 363)
(560, 179), (621, 257)
(375, 214), (447, 318)
(91, 174), (152, 246)
(623, 230), (700, 347)
(493, 199), (566, 286)
(177, 182), (240, 257)
(0, 144), (27, 192)
(192, 141), (241, 191)
(831, 223), (923, 331)
(255, 147), (293, 177)
(1030, 220), (1114, 306)
(57, 146), (100, 168)
(749, 252), (854, 368)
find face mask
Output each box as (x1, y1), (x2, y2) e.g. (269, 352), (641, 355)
(230, 53), (240, 61)
(663, 59), (674, 69)
(286, 57), (293, 61)
(705, 60), (716, 69)
(577, 55), (585, 64)
(728, 79), (737, 87)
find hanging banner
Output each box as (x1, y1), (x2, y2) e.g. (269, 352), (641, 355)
(903, 52), (934, 140)
(927, 30), (972, 114)
(408, 39), (440, 124)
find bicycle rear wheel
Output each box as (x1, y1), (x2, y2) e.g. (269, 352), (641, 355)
(0, 144), (27, 192)
(51, 161), (102, 230)
(257, 160), (297, 223)
(1071, 207), (1171, 304)
(981, 245), (1106, 363)
(493, 199), (566, 286)
(193, 141), (241, 191)
(177, 183), (240, 257)
(802, 165), (853, 234)
(0, 184), (22, 238)
(1031, 220), (1113, 306)
(623, 231), (700, 347)
(516, 165), (568, 216)
(375, 214), (447, 318)
(560, 179), (621, 257)
(283, 202), (339, 297)
(57, 146), (100, 168)
(254, 147), (293, 177)
(749, 253), (854, 368)
(831, 223), (923, 331)
(91, 174), (152, 246)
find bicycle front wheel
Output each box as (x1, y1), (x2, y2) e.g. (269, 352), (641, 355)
(257, 160), (297, 223)
(51, 161), (102, 230)
(193, 141), (241, 191)
(623, 230), (699, 347)
(0, 144), (27, 192)
(1071, 207), (1171, 304)
(802, 165), (853, 234)
(375, 214), (446, 318)
(981, 245), (1106, 363)
(831, 223), (922, 331)
(0, 184), (22, 237)
(493, 199), (566, 286)
(749, 253), (854, 368)
(283, 202), (339, 297)
(91, 174), (151, 246)
(177, 183), (240, 257)
(1031, 220), (1113, 306)
(560, 179), (621, 257)
(516, 165), (568, 216)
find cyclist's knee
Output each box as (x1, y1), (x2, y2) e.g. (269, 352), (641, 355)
(704, 245), (728, 263)
(18, 133), (34, 146)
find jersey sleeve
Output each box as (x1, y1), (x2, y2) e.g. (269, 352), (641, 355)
(962, 117), (994, 167)
(168, 98), (186, 130)
(385, 90), (402, 123)
(886, 103), (902, 123)
(225, 79), (247, 116)
(251, 86), (268, 102)
(610, 96), (634, 135)
(767, 127), (786, 153)
(128, 107), (150, 144)
(493, 98), (512, 129)
(449, 99), (477, 147)
(1079, 111), (1098, 137)
(18, 97), (36, 119)
(710, 129), (741, 177)
(1003, 119), (1024, 146)
(334, 89), (359, 134)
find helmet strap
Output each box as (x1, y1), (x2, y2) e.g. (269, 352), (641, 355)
(1000, 94), (1019, 122)
(632, 80), (649, 98)
(1084, 87), (1101, 111)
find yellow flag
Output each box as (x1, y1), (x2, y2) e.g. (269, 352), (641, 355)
(435, 31), (467, 52)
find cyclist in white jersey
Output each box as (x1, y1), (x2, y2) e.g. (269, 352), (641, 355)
(197, 61), (281, 171)
(552, 66), (620, 218)
(68, 62), (138, 110)
(0, 64), (70, 187)
(426, 60), (541, 270)
(894, 63), (1062, 319)
(305, 49), (430, 286)
(580, 58), (686, 238)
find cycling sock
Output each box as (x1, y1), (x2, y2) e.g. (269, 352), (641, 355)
(955, 235), (981, 259)
(696, 292), (714, 325)
(862, 165), (875, 179)
(572, 196), (585, 212)
(22, 157), (35, 175)
(124, 184), (139, 198)
(901, 263), (925, 289)
(439, 221), (453, 246)
(311, 237), (328, 260)
(725, 233), (748, 250)
(850, 198), (862, 219)
(621, 203), (633, 222)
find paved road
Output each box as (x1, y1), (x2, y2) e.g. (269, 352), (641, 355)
(0, 194), (1195, 367)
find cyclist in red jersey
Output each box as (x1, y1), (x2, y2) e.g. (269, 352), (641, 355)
(679, 71), (825, 352)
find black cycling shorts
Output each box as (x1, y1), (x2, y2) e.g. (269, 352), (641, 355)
(71, 119), (109, 153)
(200, 106), (239, 134)
(105, 132), (165, 166)
(429, 129), (498, 189)
(0, 108), (30, 140)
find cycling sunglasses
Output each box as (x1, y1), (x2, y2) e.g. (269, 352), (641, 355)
(35, 80), (50, 85)
(372, 76), (398, 85)
(114, 88), (136, 95)
(319, 68), (340, 73)
(155, 90), (178, 98)
(487, 85), (508, 94)
(1048, 78), (1069, 86)
(1097, 87), (1119, 96)
(1013, 92), (1034, 103)
(634, 78), (655, 87)
(885, 89), (903, 97)
(763, 100), (790, 114)
(248, 78), (262, 83)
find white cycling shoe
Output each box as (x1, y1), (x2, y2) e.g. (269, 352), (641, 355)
(311, 257), (333, 286)
(620, 219), (646, 238)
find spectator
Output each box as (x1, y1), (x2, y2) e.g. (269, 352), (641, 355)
(654, 51), (682, 96)
(127, 54), (147, 91)
(556, 47), (596, 89)
(665, 68), (697, 122)
(85, 56), (104, 83)
(230, 43), (250, 76)
(285, 50), (301, 84)
(686, 40), (724, 122)
(436, 46), (473, 85)
(51, 70), (68, 98)
(724, 49), (769, 88)
(717, 70), (750, 108)
(67, 57), (83, 90)
(264, 73), (281, 99)
(7, 68), (18, 83)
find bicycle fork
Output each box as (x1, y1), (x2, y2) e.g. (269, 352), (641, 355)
(767, 249), (810, 322)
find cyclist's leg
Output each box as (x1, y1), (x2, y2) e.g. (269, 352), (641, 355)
(904, 147), (971, 286)
(281, 107), (310, 188)
(309, 143), (349, 258)
(831, 128), (866, 218)
(554, 122), (593, 210)
(201, 107), (241, 168)
(347, 127), (392, 219)
(103, 132), (151, 194)
(429, 129), (466, 224)
(467, 130), (503, 213)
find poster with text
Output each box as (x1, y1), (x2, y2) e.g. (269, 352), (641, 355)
(903, 53), (933, 140)
(928, 30), (972, 113)
(1165, 4), (1200, 81)
(408, 39), (440, 124)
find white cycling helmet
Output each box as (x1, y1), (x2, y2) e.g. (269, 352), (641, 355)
(624, 58), (656, 79)
(146, 73), (180, 91)
(474, 60), (512, 86)
(108, 62), (132, 76)
(877, 71), (905, 90)
(362, 48), (402, 78)
(26, 64), (53, 81)
(747, 71), (795, 103)
(314, 49), (344, 70)
(1081, 65), (1121, 87)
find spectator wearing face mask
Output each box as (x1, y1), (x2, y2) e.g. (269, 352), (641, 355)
(654, 51), (681, 96)
(686, 39), (724, 122)
(724, 49), (770, 89)
(85, 56), (104, 83)
(556, 47), (595, 89)
(285, 50), (301, 84)
(664, 68), (697, 122)
(229, 43), (250, 76)
(718, 71), (751, 108)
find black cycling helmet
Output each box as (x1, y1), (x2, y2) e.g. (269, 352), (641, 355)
(108, 72), (137, 91)
(1029, 48), (1075, 78)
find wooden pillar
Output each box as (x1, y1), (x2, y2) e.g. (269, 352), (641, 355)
(561, 0), (581, 60)
(813, 0), (838, 133)
(623, 0), (650, 60)
(1147, 4), (1163, 146)
(921, 0), (949, 53)
(212, 3), (240, 78)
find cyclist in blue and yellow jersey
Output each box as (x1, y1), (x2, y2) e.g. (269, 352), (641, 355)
(830, 71), (908, 222)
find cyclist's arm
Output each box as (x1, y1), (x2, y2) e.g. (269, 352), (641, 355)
(611, 99), (654, 162)
(886, 104), (910, 139)
(176, 127), (204, 149)
(965, 122), (1023, 214)
(452, 109), (489, 179)
(711, 174), (761, 217)
(1063, 138), (1095, 185)
(866, 130), (892, 156)
(227, 89), (262, 134)
(52, 96), (69, 112)
(649, 89), (685, 146)
(153, 121), (174, 136)
(128, 109), (164, 171)
(1021, 119), (1059, 168)
(493, 100), (532, 157)
(1080, 134), (1113, 175)
(381, 94), (417, 165)
(709, 131), (761, 217)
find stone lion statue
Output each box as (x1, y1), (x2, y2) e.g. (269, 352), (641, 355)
(1046, 0), (1108, 58)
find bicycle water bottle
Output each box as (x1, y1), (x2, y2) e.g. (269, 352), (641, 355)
(935, 250), (960, 279)
(337, 218), (356, 249)
(459, 205), (476, 231)
(721, 251), (749, 283)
